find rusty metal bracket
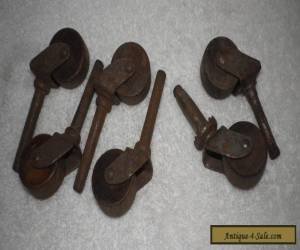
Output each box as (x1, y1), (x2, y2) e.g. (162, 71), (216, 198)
(29, 132), (77, 169)
(30, 43), (70, 89)
(104, 146), (149, 185)
(205, 126), (253, 159)
(96, 58), (135, 97)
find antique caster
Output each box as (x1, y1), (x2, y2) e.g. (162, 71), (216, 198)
(92, 70), (165, 216)
(19, 62), (103, 199)
(174, 85), (267, 189)
(200, 37), (280, 159)
(73, 42), (151, 193)
(13, 28), (89, 173)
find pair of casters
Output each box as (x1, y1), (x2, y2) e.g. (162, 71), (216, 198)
(174, 37), (280, 189)
(14, 28), (165, 217)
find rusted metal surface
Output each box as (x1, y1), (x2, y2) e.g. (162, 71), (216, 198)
(73, 42), (151, 193)
(18, 61), (101, 200)
(174, 85), (267, 189)
(92, 70), (165, 217)
(205, 127), (253, 159)
(200, 37), (280, 160)
(13, 28), (89, 173)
